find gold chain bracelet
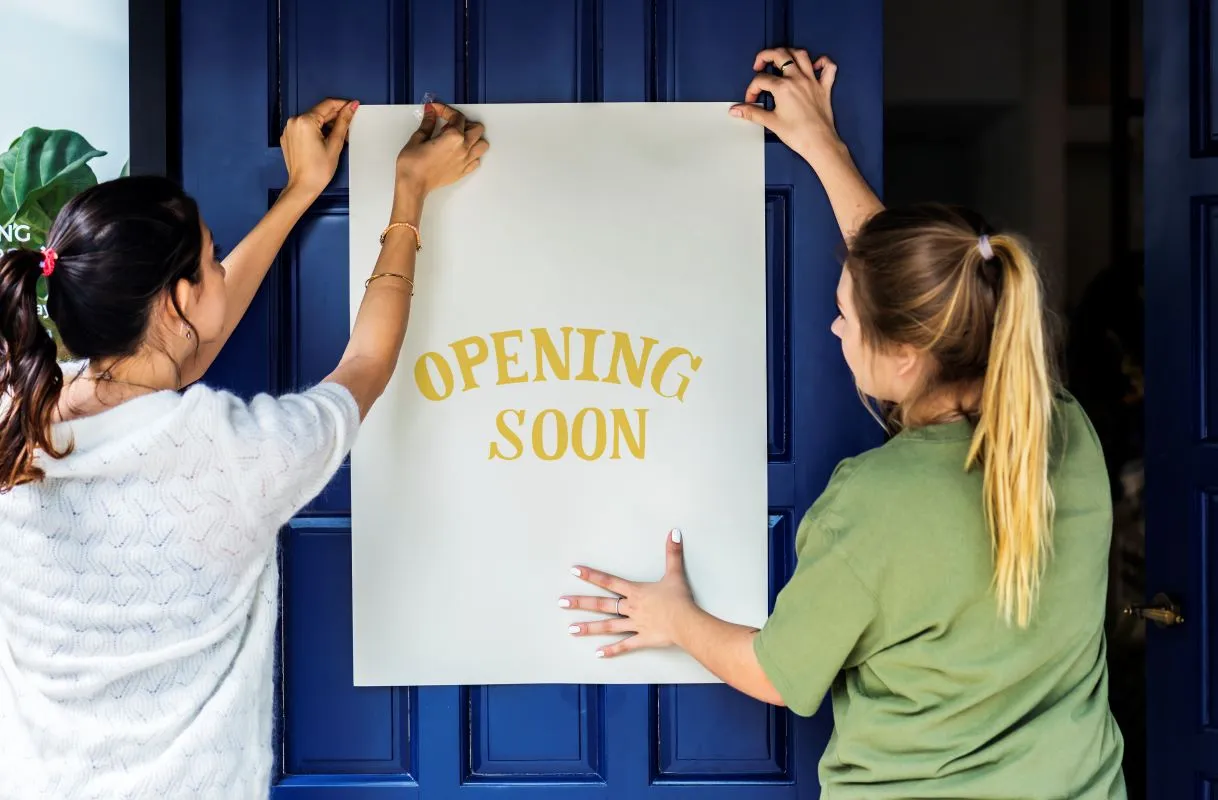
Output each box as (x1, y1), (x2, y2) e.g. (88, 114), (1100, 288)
(364, 272), (415, 295)
(380, 221), (422, 250)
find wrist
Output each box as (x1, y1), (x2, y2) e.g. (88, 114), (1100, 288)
(798, 132), (849, 172)
(279, 181), (322, 211)
(394, 173), (428, 199)
(391, 184), (426, 220)
(668, 598), (703, 650)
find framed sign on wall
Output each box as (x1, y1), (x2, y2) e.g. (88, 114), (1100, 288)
(0, 0), (178, 350)
(1, 0), (131, 255)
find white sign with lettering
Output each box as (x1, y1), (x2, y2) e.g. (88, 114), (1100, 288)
(347, 104), (768, 686)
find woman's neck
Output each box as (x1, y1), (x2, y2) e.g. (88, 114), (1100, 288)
(902, 381), (983, 428)
(56, 353), (183, 423)
(87, 351), (183, 391)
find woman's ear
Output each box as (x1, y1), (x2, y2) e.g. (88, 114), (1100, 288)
(894, 343), (922, 378)
(165, 277), (197, 335)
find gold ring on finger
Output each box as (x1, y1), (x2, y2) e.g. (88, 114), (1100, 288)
(779, 59), (796, 73)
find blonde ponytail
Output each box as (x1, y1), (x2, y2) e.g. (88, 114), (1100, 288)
(847, 204), (1058, 627)
(964, 235), (1055, 627)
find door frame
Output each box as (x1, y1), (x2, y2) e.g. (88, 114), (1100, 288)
(128, 0), (179, 179)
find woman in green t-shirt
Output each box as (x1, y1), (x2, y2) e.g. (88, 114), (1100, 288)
(562, 49), (1127, 799)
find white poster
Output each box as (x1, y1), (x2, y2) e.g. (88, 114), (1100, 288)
(348, 103), (767, 686)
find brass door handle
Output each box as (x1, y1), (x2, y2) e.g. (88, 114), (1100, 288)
(1123, 593), (1184, 628)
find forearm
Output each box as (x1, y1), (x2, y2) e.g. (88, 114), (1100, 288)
(182, 186), (318, 383)
(800, 136), (884, 245)
(672, 604), (785, 707)
(325, 190), (423, 418)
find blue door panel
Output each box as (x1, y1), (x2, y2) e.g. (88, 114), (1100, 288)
(1144, 1), (1218, 796)
(766, 190), (792, 461)
(180, 1), (882, 796)
(467, 685), (602, 781)
(280, 1), (411, 125)
(288, 198), (351, 391)
(656, 683), (788, 780)
(289, 196), (354, 515)
(601, 1), (651, 102)
(282, 521), (414, 777)
(181, 2), (278, 400)
(655, 0), (788, 102)
(653, 514), (792, 784)
(464, 686), (603, 783)
(468, 0), (598, 103)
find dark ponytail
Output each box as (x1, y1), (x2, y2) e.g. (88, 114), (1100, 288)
(0, 248), (68, 490)
(0, 175), (204, 491)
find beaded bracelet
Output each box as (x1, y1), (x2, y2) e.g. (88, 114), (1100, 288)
(380, 221), (421, 250)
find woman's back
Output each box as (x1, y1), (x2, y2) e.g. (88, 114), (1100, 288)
(754, 393), (1126, 798)
(0, 378), (358, 798)
(0, 105), (480, 799)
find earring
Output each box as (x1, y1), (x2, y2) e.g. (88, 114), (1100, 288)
(182, 326), (192, 340)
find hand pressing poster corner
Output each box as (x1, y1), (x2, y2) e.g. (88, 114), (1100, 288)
(348, 103), (767, 686)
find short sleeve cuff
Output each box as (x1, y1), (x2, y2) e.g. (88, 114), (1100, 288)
(309, 381), (362, 444)
(753, 625), (824, 717)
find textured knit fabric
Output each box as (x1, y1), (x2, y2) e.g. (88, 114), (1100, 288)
(753, 393), (1127, 799)
(0, 372), (360, 800)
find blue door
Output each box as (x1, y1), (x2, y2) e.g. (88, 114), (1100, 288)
(1144, 3), (1218, 797)
(179, 1), (882, 796)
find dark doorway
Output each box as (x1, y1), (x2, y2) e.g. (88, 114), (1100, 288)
(883, 1), (1146, 796)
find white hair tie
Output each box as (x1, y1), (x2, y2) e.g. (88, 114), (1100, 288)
(978, 234), (995, 261)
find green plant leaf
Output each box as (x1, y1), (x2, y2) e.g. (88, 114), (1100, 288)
(0, 166), (98, 251)
(19, 163), (98, 233)
(0, 166), (9, 224)
(10, 203), (53, 247)
(0, 128), (105, 219)
(0, 147), (17, 220)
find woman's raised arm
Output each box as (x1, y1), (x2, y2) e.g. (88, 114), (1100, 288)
(180, 97), (359, 386)
(325, 103), (488, 418)
(731, 49), (883, 243)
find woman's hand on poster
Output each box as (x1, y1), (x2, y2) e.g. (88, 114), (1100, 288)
(563, 530), (696, 658)
(730, 49), (841, 165)
(281, 97), (360, 199)
(394, 102), (489, 200)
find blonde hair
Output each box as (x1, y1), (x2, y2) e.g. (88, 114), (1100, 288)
(847, 204), (1056, 627)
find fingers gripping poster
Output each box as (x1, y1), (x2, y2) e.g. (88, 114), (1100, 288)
(348, 104), (767, 686)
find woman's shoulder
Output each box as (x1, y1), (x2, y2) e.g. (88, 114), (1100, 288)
(796, 421), (981, 561)
(796, 443), (908, 549)
(1051, 388), (1102, 450)
(47, 375), (360, 457)
(180, 380), (360, 443)
(812, 433), (941, 511)
(1048, 388), (1111, 488)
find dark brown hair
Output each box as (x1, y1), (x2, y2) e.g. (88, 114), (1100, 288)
(847, 203), (1057, 627)
(0, 176), (204, 491)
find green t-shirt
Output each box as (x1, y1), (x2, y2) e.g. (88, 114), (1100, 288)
(754, 394), (1127, 799)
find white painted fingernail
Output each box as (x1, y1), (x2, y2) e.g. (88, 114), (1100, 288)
(595, 650), (605, 658)
(568, 625), (580, 634)
(671, 529), (683, 544)
(570, 567), (582, 577)
(559, 598), (571, 608)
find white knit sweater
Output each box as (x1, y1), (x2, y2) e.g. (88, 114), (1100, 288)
(0, 374), (360, 799)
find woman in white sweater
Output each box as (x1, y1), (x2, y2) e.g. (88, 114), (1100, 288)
(0, 98), (486, 799)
